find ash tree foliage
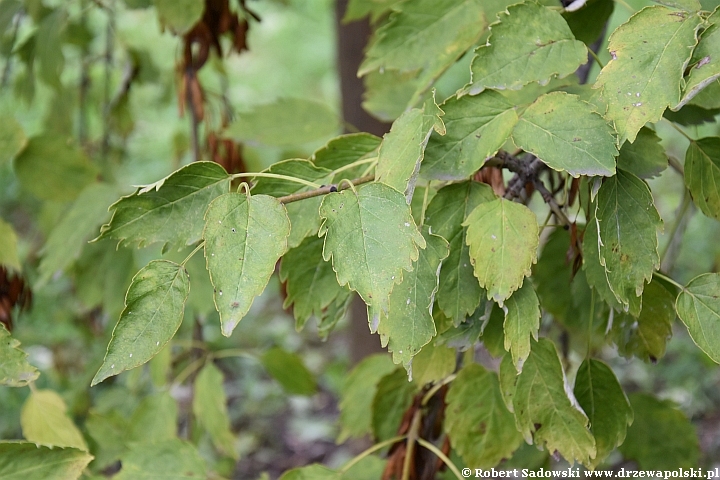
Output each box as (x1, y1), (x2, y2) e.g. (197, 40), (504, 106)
(2, 0), (720, 477)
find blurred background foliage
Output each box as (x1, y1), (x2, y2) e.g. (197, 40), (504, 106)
(0, 0), (719, 478)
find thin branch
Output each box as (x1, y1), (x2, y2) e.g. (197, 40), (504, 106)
(186, 70), (201, 162)
(533, 179), (571, 227)
(277, 174), (375, 204)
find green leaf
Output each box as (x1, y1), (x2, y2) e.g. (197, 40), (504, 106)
(280, 235), (347, 332)
(574, 359), (633, 468)
(91, 260), (190, 386)
(582, 206), (626, 310)
(445, 364), (522, 468)
(463, 197), (539, 304)
(498, 353), (517, 412)
(318, 182), (426, 323)
(311, 133), (381, 172)
(126, 392), (178, 443)
(0, 218), (21, 273)
(596, 170), (662, 309)
(225, 98), (339, 147)
(480, 303), (506, 357)
(612, 280), (675, 362)
(115, 439), (206, 480)
(503, 281), (540, 371)
(14, 134), (98, 202)
(372, 368), (416, 441)
(38, 183), (118, 284)
(593, 6), (702, 144)
(0, 442), (92, 480)
(153, 0), (204, 35)
(378, 227), (448, 370)
(652, 0), (701, 10)
(513, 339), (596, 466)
(422, 91), (518, 180)
(36, 10), (66, 89)
(676, 273), (720, 363)
(96, 162), (230, 249)
(512, 92), (617, 177)
(563, 0), (615, 45)
(685, 137), (720, 220)
(689, 76), (720, 108)
(468, 2), (588, 94)
(425, 182), (495, 324)
(343, 0), (402, 22)
(619, 393), (699, 469)
(203, 193), (290, 336)
(21, 390), (87, 451)
(678, 9), (720, 107)
(85, 411), (127, 469)
(533, 228), (573, 319)
(616, 127), (667, 178)
(193, 363), (237, 459)
(0, 326), (38, 387)
(358, 0), (485, 77)
(279, 464), (338, 480)
(261, 347), (317, 396)
(338, 354), (396, 442)
(410, 343), (456, 386)
(0, 117), (26, 166)
(252, 159), (332, 248)
(376, 107), (438, 196)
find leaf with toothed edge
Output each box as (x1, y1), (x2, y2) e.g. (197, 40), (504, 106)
(378, 227), (448, 371)
(684, 138), (720, 221)
(676, 273), (720, 363)
(0, 325), (38, 387)
(91, 260), (190, 386)
(318, 182), (426, 329)
(203, 193), (290, 337)
(677, 8), (720, 109)
(463, 198), (539, 305)
(502, 280), (540, 371)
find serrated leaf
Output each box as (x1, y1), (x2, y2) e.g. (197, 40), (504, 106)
(468, 2), (588, 94)
(115, 439), (206, 480)
(445, 363), (522, 468)
(676, 273), (720, 363)
(480, 303), (506, 357)
(280, 235), (347, 332)
(512, 92), (617, 177)
(376, 108), (437, 197)
(126, 392), (178, 443)
(513, 339), (596, 466)
(0, 325), (38, 386)
(583, 208), (626, 310)
(678, 9), (720, 107)
(14, 134), (98, 202)
(338, 354), (396, 442)
(612, 280), (675, 362)
(358, 0), (485, 77)
(0, 218), (21, 273)
(593, 6), (701, 144)
(503, 281), (540, 371)
(225, 98), (339, 147)
(425, 182), (495, 324)
(154, 0), (204, 35)
(311, 133), (381, 172)
(619, 393), (699, 469)
(435, 302), (486, 350)
(39, 183), (118, 284)
(685, 137), (720, 220)
(498, 353), (518, 412)
(96, 162), (230, 249)
(574, 359), (633, 468)
(372, 368), (416, 441)
(463, 198), (539, 304)
(318, 182), (426, 323)
(533, 228), (573, 319)
(193, 363), (237, 459)
(0, 442), (92, 480)
(422, 91), (518, 180)
(203, 193), (290, 336)
(0, 117), (26, 166)
(378, 227), (448, 370)
(252, 159), (332, 248)
(617, 127), (667, 178)
(21, 390), (87, 451)
(597, 170), (662, 309)
(92, 260), (190, 386)
(410, 343), (456, 386)
(261, 347), (317, 396)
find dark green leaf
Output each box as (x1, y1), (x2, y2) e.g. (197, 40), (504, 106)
(203, 193), (290, 336)
(617, 127), (667, 178)
(619, 393), (699, 469)
(563, 0), (615, 45)
(261, 347), (317, 396)
(678, 8), (720, 107)
(503, 281), (540, 370)
(676, 273), (720, 363)
(92, 260), (190, 385)
(445, 363), (522, 468)
(311, 133), (381, 172)
(685, 137), (720, 220)
(96, 162), (230, 249)
(410, 342), (455, 386)
(533, 228), (573, 319)
(0, 442), (92, 480)
(372, 368), (416, 441)
(574, 359), (633, 468)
